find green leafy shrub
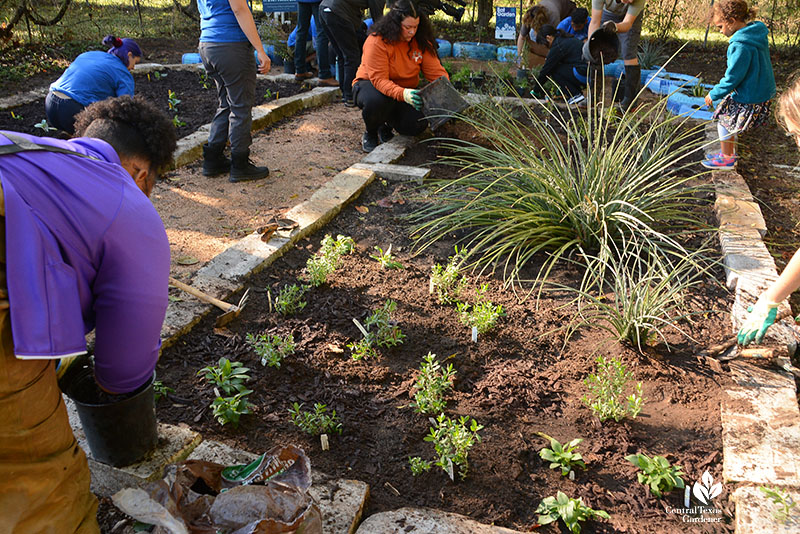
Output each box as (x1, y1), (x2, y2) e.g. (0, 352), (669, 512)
(456, 283), (504, 334)
(304, 234), (356, 286)
(538, 434), (586, 477)
(430, 248), (468, 304)
(626, 453), (685, 498)
(348, 300), (405, 359)
(246, 332), (295, 368)
(198, 358), (251, 395)
(211, 389), (253, 427)
(288, 402), (343, 435)
(536, 491), (610, 533)
(411, 353), (456, 414)
(409, 456), (433, 475)
(273, 284), (308, 316)
(418, 414), (483, 480)
(582, 356), (644, 422)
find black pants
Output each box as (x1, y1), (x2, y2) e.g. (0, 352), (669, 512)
(544, 64), (586, 98)
(319, 9), (360, 101)
(353, 80), (427, 135)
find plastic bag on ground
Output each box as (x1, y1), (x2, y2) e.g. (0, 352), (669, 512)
(112, 445), (322, 534)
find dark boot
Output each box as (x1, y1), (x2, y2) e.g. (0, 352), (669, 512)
(202, 143), (230, 177)
(362, 131), (379, 153)
(618, 65), (641, 112)
(377, 123), (394, 144)
(230, 150), (269, 182)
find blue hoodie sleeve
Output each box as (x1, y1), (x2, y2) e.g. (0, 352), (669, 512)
(708, 42), (753, 103)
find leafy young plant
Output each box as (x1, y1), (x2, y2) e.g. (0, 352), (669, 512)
(167, 89), (181, 111)
(273, 284), (308, 316)
(348, 299), (405, 360)
(759, 485), (797, 523)
(626, 453), (685, 498)
(246, 332), (295, 368)
(536, 491), (610, 533)
(263, 89), (274, 100)
(34, 119), (54, 132)
(304, 234), (356, 286)
(456, 283), (504, 334)
(370, 244), (404, 269)
(690, 79), (709, 98)
(411, 352), (456, 414)
(198, 69), (210, 89)
(153, 70), (167, 80)
(451, 65), (472, 85)
(430, 247), (468, 304)
(538, 434), (586, 477)
(10, 111), (22, 120)
(197, 358), (251, 395)
(211, 389), (253, 427)
(421, 413), (483, 480)
(582, 356), (644, 422)
(152, 380), (174, 402)
(409, 456), (433, 475)
(288, 402), (343, 435)
(172, 115), (186, 128)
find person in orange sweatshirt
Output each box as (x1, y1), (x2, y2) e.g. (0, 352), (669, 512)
(352, 0), (448, 152)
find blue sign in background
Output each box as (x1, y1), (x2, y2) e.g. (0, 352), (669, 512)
(495, 7), (516, 40)
(262, 0), (298, 12)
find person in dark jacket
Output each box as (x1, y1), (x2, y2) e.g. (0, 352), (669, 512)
(320, 0), (385, 105)
(533, 25), (587, 102)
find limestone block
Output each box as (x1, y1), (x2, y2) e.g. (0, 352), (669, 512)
(713, 170), (754, 201)
(172, 130), (207, 169)
(721, 361), (800, 486)
(0, 86), (48, 110)
(352, 162), (431, 184)
(360, 135), (414, 164)
(732, 485), (800, 533)
(356, 508), (526, 534)
(194, 234), (292, 283)
(161, 297), (208, 349)
(715, 195), (767, 237)
(65, 398), (201, 497)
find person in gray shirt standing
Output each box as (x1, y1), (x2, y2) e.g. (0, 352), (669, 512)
(587, 0), (645, 110)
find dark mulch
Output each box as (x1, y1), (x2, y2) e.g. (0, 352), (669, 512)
(0, 69), (308, 139)
(145, 127), (736, 532)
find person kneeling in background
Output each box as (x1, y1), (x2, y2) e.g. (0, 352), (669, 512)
(352, 0), (448, 152)
(532, 24), (587, 105)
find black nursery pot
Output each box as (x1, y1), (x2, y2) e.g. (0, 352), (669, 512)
(65, 366), (158, 467)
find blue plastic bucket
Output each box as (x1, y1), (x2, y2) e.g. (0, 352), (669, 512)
(497, 46), (518, 62)
(436, 39), (452, 57)
(453, 42), (498, 60)
(666, 91), (714, 121)
(182, 53), (202, 64)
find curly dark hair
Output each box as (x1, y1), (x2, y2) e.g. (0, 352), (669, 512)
(370, 0), (437, 56)
(714, 0), (757, 23)
(73, 95), (176, 176)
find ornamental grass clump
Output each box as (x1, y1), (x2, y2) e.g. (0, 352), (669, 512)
(410, 94), (710, 290)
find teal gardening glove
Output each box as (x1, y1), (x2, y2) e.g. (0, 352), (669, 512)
(403, 88), (423, 111)
(737, 298), (779, 346)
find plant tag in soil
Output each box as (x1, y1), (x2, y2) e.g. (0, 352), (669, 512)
(472, 326), (478, 343)
(321, 434), (329, 451)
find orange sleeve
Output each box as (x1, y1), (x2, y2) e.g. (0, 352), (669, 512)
(360, 35), (407, 102)
(421, 48), (448, 83)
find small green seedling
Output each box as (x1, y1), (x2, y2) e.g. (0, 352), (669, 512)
(370, 244), (404, 269)
(409, 456), (433, 475)
(272, 284), (308, 316)
(421, 413), (483, 480)
(430, 247), (468, 304)
(197, 357), (251, 395)
(211, 389), (253, 427)
(263, 89), (273, 100)
(199, 69), (210, 89)
(288, 402), (342, 435)
(456, 284), (504, 334)
(626, 453), (685, 498)
(538, 433), (586, 477)
(10, 111), (22, 120)
(153, 70), (167, 80)
(152, 380), (174, 402)
(410, 352), (456, 414)
(172, 115), (186, 128)
(347, 299), (405, 360)
(690, 79), (708, 98)
(167, 89), (181, 111)
(759, 486), (797, 523)
(582, 356), (644, 422)
(304, 234), (356, 286)
(246, 332), (295, 368)
(536, 491), (610, 533)
(34, 119), (54, 132)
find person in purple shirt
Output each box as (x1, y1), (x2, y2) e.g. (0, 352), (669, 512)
(0, 95), (176, 534)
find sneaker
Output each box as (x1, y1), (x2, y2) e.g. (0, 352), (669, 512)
(701, 153), (737, 170)
(378, 124), (394, 144)
(318, 77), (338, 87)
(566, 94), (586, 107)
(343, 98), (356, 108)
(362, 131), (379, 153)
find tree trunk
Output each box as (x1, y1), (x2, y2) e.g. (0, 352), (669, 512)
(477, 0), (492, 35)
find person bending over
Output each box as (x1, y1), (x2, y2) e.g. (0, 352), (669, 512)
(533, 25), (587, 104)
(46, 35), (141, 134)
(517, 0), (575, 67)
(0, 95), (176, 534)
(352, 0), (447, 152)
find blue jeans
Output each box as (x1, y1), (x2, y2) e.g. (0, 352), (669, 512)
(44, 92), (85, 135)
(295, 2), (332, 78)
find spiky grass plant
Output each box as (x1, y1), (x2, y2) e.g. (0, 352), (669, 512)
(410, 92), (711, 292)
(637, 39), (667, 70)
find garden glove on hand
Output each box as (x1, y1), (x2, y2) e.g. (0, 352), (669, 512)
(403, 89), (423, 111)
(737, 298), (779, 346)
(601, 20), (617, 33)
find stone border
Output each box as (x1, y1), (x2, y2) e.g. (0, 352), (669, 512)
(706, 122), (800, 531)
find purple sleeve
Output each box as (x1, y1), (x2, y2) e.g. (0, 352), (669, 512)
(91, 187), (169, 393)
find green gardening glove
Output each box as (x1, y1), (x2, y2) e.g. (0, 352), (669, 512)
(737, 298), (779, 346)
(403, 88), (423, 111)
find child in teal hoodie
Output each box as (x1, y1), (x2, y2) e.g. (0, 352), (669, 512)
(702, 0), (775, 170)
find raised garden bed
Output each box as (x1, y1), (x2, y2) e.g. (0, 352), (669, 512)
(150, 112), (737, 532)
(0, 68), (308, 139)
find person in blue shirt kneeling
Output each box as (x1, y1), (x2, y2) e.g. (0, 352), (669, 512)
(557, 7), (590, 41)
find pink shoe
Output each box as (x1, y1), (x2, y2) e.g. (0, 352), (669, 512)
(701, 153), (736, 170)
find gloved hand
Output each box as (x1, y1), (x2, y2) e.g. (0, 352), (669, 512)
(403, 88), (423, 111)
(601, 20), (618, 33)
(737, 298), (779, 346)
